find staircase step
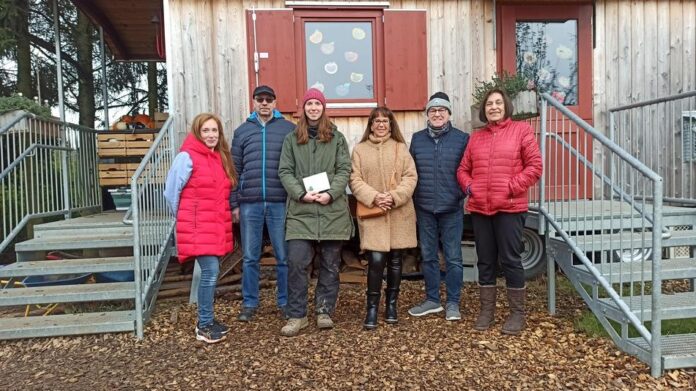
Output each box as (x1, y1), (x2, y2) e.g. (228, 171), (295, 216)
(628, 333), (696, 371)
(34, 212), (128, 232)
(0, 282), (135, 306)
(0, 257), (134, 278)
(15, 235), (134, 253)
(34, 226), (133, 239)
(599, 292), (696, 321)
(563, 229), (696, 252)
(0, 311), (134, 340)
(572, 258), (696, 281)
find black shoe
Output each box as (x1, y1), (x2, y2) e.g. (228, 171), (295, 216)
(195, 323), (226, 344)
(211, 319), (230, 335)
(237, 307), (256, 322)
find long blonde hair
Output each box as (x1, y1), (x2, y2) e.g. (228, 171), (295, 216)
(190, 113), (238, 186)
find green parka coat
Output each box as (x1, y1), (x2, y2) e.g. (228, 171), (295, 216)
(278, 127), (353, 241)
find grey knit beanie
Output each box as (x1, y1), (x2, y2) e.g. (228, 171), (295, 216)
(426, 91), (452, 114)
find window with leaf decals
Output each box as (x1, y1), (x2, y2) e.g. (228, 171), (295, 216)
(305, 21), (374, 101)
(516, 20), (578, 105)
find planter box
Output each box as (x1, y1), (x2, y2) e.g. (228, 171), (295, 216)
(108, 188), (132, 211)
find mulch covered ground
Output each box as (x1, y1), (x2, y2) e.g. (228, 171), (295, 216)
(1, 277), (695, 390)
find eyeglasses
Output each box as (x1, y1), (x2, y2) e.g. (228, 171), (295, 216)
(427, 108), (448, 115)
(373, 119), (390, 125)
(255, 97), (275, 104)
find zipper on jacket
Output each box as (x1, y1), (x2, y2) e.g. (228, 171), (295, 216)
(261, 124), (267, 201)
(487, 131), (495, 213)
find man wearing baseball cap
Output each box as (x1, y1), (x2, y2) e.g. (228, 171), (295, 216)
(231, 85), (295, 322)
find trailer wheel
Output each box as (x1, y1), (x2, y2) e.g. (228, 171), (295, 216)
(521, 227), (547, 280)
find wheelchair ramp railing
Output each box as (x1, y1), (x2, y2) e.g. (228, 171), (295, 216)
(1, 111), (101, 254)
(128, 116), (176, 338)
(536, 93), (671, 377)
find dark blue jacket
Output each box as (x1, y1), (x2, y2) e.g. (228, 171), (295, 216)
(409, 126), (469, 214)
(230, 110), (295, 208)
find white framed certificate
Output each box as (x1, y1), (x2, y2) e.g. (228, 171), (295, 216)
(302, 172), (331, 193)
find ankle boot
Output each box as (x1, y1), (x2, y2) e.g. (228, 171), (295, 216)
(385, 251), (402, 324)
(474, 285), (497, 331)
(364, 251), (386, 330)
(502, 287), (526, 335)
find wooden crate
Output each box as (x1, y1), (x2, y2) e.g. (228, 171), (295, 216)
(98, 163), (140, 186)
(98, 133), (155, 157)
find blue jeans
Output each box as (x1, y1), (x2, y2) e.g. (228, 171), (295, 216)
(240, 202), (288, 308)
(416, 208), (464, 304)
(196, 255), (220, 327)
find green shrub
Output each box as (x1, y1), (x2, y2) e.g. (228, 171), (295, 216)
(472, 71), (531, 106)
(0, 94), (51, 118)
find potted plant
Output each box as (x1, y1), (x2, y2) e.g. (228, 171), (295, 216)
(471, 71), (538, 129)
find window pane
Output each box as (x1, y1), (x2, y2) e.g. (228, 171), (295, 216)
(516, 20), (578, 105)
(305, 22), (374, 100)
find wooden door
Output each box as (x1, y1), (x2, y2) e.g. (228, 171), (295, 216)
(498, 3), (594, 201)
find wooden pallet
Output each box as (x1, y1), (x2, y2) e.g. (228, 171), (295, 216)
(98, 163), (140, 186)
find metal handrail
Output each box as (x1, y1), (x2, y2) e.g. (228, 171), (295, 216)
(1, 111), (101, 254)
(608, 90), (696, 112)
(538, 93), (664, 376)
(131, 116), (176, 338)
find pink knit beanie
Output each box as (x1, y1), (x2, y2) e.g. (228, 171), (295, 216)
(302, 88), (326, 107)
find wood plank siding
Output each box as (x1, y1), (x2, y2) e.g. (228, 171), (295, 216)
(166, 0), (696, 151)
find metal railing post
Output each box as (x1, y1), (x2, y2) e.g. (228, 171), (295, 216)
(650, 179), (663, 377)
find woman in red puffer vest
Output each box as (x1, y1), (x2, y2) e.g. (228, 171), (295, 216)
(457, 88), (542, 336)
(164, 113), (237, 343)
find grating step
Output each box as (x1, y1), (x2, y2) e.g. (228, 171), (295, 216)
(0, 282), (135, 306)
(561, 229), (696, 252)
(0, 257), (134, 278)
(572, 258), (696, 282)
(34, 226), (133, 240)
(15, 235), (134, 253)
(34, 212), (128, 231)
(628, 333), (696, 371)
(599, 292), (696, 321)
(0, 311), (134, 340)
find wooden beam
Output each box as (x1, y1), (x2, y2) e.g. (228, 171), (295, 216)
(71, 0), (129, 59)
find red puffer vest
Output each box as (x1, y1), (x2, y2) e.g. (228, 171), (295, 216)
(457, 118), (542, 216)
(175, 134), (233, 262)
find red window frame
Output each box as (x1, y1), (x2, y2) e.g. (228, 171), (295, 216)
(293, 9), (385, 117)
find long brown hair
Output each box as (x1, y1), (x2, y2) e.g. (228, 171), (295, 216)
(478, 88), (514, 123)
(360, 106), (405, 143)
(295, 106), (334, 145)
(190, 113), (238, 186)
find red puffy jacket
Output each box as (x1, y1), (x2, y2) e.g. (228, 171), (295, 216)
(175, 134), (233, 262)
(457, 118), (542, 216)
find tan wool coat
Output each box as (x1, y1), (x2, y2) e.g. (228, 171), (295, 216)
(350, 135), (418, 252)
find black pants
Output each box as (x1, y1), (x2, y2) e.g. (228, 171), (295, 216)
(286, 239), (342, 318)
(471, 212), (525, 288)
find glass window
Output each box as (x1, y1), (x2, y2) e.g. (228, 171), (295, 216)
(516, 20), (578, 105)
(304, 21), (374, 100)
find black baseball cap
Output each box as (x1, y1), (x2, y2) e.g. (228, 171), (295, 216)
(253, 85), (276, 98)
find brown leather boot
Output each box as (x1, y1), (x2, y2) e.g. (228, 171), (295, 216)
(474, 285), (497, 331)
(502, 287), (526, 335)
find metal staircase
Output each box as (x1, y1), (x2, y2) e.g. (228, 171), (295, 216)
(535, 92), (696, 376)
(0, 112), (176, 339)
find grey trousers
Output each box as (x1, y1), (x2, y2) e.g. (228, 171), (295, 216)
(286, 239), (342, 318)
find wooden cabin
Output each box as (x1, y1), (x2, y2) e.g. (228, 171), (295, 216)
(77, 0), (696, 148)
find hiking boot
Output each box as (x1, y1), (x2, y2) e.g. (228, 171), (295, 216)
(280, 317), (309, 337)
(195, 323), (227, 344)
(408, 300), (443, 317)
(237, 306), (256, 322)
(445, 302), (461, 321)
(316, 313), (334, 329)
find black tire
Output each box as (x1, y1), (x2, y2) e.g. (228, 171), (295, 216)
(521, 227), (547, 280)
